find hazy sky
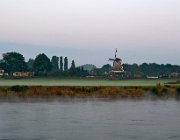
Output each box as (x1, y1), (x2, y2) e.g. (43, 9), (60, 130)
(0, 0), (180, 67)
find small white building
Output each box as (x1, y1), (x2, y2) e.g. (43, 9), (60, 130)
(147, 76), (159, 79)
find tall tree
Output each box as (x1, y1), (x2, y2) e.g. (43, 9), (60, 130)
(1, 52), (27, 75)
(33, 53), (51, 76)
(70, 60), (76, 70)
(60, 56), (63, 71)
(51, 56), (59, 70)
(64, 57), (68, 71)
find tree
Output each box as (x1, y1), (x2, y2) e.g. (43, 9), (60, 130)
(80, 64), (96, 71)
(139, 63), (149, 76)
(1, 52), (27, 75)
(70, 60), (76, 70)
(60, 56), (63, 71)
(33, 53), (51, 76)
(64, 57), (68, 71)
(0, 60), (8, 72)
(96, 64), (112, 76)
(27, 59), (34, 72)
(101, 64), (112, 71)
(51, 56), (59, 71)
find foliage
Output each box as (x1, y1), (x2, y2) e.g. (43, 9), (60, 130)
(0, 85), (178, 98)
(48, 67), (88, 77)
(33, 53), (51, 76)
(177, 87), (180, 95)
(64, 57), (68, 71)
(0, 52), (27, 75)
(151, 87), (159, 95)
(9, 85), (28, 92)
(123, 63), (180, 78)
(60, 56), (63, 71)
(68, 67), (88, 77)
(70, 60), (76, 70)
(80, 64), (96, 71)
(95, 64), (112, 76)
(27, 59), (34, 72)
(1, 51), (180, 78)
(0, 60), (8, 72)
(51, 56), (59, 70)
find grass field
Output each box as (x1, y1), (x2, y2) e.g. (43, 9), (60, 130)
(0, 78), (180, 86)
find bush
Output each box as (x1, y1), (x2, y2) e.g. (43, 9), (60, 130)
(176, 87), (180, 95)
(82, 87), (92, 93)
(151, 87), (159, 95)
(162, 87), (167, 93)
(9, 85), (28, 92)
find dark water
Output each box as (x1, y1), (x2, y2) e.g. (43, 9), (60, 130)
(0, 98), (180, 140)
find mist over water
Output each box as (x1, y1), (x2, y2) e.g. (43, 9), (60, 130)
(0, 99), (180, 140)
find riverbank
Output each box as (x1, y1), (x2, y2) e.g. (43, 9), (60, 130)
(0, 78), (180, 86)
(0, 85), (180, 99)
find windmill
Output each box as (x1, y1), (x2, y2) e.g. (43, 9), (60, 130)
(108, 48), (125, 76)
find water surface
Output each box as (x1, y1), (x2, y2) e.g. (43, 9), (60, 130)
(0, 99), (180, 140)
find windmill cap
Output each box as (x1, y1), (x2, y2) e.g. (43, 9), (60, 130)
(115, 58), (122, 61)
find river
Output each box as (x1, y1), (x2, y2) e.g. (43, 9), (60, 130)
(0, 98), (180, 140)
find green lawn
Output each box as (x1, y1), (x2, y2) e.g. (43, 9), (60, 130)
(0, 78), (179, 86)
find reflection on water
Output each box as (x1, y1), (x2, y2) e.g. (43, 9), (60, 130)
(0, 98), (180, 140)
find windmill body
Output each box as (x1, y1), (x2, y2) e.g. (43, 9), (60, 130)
(109, 49), (124, 73)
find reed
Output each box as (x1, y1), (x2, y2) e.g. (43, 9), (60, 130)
(176, 87), (180, 95)
(0, 85), (178, 98)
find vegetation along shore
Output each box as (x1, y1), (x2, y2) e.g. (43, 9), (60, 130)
(0, 78), (180, 99)
(0, 84), (180, 99)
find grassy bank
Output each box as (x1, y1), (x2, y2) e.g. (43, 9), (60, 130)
(0, 85), (180, 99)
(0, 78), (180, 86)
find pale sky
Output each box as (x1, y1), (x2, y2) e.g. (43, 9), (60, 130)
(0, 0), (180, 67)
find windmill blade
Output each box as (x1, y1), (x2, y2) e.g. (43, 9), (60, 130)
(115, 48), (117, 58)
(109, 58), (115, 61)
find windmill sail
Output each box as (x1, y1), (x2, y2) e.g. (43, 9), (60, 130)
(109, 58), (115, 61)
(115, 48), (117, 58)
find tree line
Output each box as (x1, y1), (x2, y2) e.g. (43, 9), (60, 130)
(93, 63), (180, 78)
(0, 52), (88, 77)
(123, 63), (180, 78)
(0, 52), (180, 78)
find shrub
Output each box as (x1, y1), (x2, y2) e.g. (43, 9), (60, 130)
(9, 85), (28, 92)
(162, 88), (167, 93)
(82, 87), (92, 93)
(151, 87), (159, 95)
(176, 87), (180, 95)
